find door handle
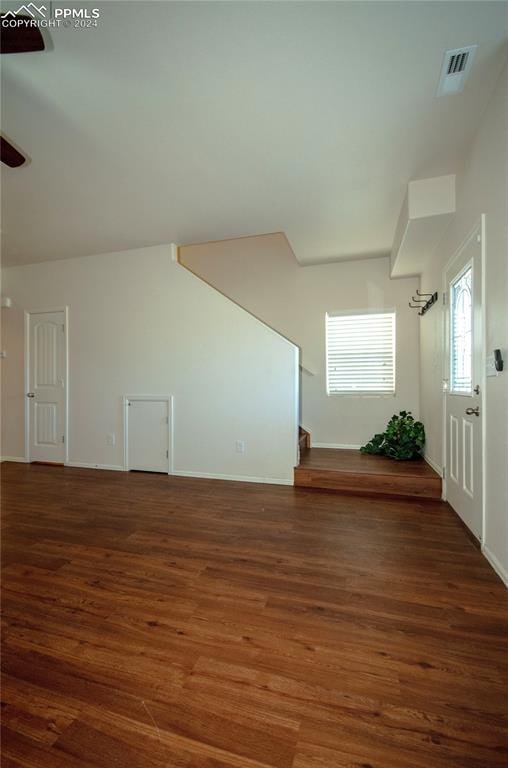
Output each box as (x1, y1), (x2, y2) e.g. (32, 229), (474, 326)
(27, 392), (35, 398)
(465, 406), (480, 416)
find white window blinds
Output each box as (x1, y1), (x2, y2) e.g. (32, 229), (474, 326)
(326, 312), (396, 394)
(450, 267), (472, 393)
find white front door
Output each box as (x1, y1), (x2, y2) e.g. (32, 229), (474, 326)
(444, 226), (483, 540)
(126, 398), (169, 473)
(27, 310), (67, 463)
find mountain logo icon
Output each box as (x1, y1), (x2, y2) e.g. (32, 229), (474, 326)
(2, 3), (47, 19)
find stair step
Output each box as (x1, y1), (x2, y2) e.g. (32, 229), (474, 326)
(298, 427), (311, 451)
(294, 448), (441, 500)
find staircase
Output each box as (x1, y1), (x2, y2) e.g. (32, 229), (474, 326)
(179, 237), (441, 500)
(298, 427), (310, 454)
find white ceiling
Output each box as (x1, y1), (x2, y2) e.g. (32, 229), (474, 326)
(1, 1), (507, 266)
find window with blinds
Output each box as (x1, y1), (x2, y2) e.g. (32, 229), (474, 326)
(326, 311), (396, 395)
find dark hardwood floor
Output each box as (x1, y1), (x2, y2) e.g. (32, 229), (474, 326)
(1, 461), (507, 768)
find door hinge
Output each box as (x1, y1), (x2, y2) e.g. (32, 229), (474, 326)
(61, 324), (65, 333)
(442, 467), (446, 479)
(442, 293), (446, 305)
(166, 450), (169, 458)
(165, 416), (169, 424)
(62, 435), (65, 443)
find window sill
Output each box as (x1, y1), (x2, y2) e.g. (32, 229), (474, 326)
(327, 392), (396, 398)
(448, 390), (474, 397)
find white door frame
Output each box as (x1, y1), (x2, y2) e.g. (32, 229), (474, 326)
(123, 394), (173, 474)
(441, 215), (486, 540)
(24, 306), (69, 463)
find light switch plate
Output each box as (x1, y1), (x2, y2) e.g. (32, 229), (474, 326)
(486, 355), (498, 378)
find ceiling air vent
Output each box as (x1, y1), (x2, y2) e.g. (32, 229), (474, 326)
(437, 45), (477, 97)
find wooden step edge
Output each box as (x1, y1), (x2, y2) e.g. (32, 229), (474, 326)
(293, 484), (444, 503)
(294, 467), (442, 500)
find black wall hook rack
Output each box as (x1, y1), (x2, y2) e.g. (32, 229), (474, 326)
(409, 291), (438, 316)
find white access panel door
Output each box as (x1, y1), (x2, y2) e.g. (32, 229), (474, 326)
(126, 399), (169, 473)
(445, 227), (483, 540)
(28, 310), (67, 463)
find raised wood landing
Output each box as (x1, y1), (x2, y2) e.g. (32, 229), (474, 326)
(295, 448), (442, 499)
(2, 462), (506, 768)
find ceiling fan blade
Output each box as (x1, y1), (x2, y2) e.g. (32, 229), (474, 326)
(1, 136), (26, 167)
(0, 15), (45, 53)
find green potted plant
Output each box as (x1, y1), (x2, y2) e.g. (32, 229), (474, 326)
(360, 411), (425, 460)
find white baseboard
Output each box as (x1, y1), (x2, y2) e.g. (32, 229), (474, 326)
(172, 470), (293, 486)
(3, 458), (292, 485)
(482, 544), (508, 587)
(424, 454), (442, 477)
(64, 461), (127, 472)
(312, 443), (362, 450)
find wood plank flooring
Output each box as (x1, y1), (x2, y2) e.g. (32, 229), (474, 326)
(295, 449), (442, 499)
(1, 461), (507, 768)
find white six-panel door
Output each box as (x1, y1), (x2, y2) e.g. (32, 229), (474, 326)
(444, 226), (483, 540)
(27, 310), (67, 463)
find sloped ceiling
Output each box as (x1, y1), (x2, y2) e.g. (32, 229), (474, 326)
(1, 1), (507, 266)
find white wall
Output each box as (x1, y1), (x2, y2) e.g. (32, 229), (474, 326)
(181, 236), (421, 447)
(0, 244), (298, 484)
(420, 62), (508, 582)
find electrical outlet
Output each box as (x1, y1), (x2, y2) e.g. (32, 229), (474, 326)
(107, 433), (116, 447)
(235, 440), (245, 454)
